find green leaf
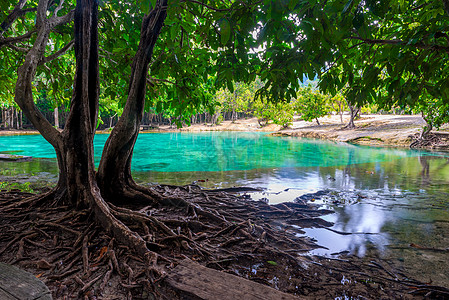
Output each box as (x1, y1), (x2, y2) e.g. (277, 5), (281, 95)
(267, 261), (278, 266)
(150, 0), (156, 9)
(139, 0), (150, 13)
(219, 18), (231, 45)
(342, 0), (353, 14)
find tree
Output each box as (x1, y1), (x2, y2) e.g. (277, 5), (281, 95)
(253, 98), (295, 128)
(330, 93), (347, 124)
(410, 94), (449, 147)
(2, 0), (323, 292)
(295, 86), (331, 126)
(314, 0), (449, 130)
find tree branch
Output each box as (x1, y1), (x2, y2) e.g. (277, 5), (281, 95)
(13, 0), (67, 147)
(147, 76), (181, 89)
(0, 0), (36, 37)
(49, 9), (75, 27)
(39, 39), (75, 65)
(6, 43), (30, 52)
(183, 0), (232, 12)
(36, 0), (50, 29)
(53, 0), (65, 16)
(0, 30), (35, 48)
(347, 36), (449, 52)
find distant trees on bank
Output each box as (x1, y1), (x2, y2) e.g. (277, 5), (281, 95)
(0, 79), (409, 130)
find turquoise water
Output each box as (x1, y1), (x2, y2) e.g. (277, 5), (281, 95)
(0, 132), (435, 172)
(1, 132), (449, 286)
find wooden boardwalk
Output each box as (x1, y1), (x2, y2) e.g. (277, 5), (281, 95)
(166, 259), (299, 300)
(0, 263), (52, 300)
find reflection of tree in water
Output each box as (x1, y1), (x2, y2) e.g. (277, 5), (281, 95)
(418, 154), (449, 186)
(418, 155), (430, 185)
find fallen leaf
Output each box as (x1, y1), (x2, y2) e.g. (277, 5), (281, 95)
(267, 261), (278, 266)
(95, 246), (108, 261)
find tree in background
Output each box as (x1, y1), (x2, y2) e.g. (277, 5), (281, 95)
(316, 0), (449, 134)
(253, 98), (295, 128)
(410, 93), (449, 147)
(295, 86), (331, 126)
(328, 93), (347, 124)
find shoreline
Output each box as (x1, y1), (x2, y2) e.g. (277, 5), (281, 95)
(2, 114), (449, 149)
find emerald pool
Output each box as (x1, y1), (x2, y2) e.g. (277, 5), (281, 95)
(0, 132), (428, 172)
(1, 132), (448, 286)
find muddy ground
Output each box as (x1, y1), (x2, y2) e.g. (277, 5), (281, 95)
(1, 188), (447, 299)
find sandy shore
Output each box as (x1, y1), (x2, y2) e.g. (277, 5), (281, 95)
(146, 114), (449, 148)
(2, 114), (449, 148)
(281, 114), (449, 147)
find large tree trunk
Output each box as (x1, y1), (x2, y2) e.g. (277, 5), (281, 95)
(57, 0), (99, 207)
(14, 0), (96, 207)
(97, 0), (168, 204)
(12, 0), (154, 262)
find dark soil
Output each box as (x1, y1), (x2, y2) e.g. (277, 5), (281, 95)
(1, 187), (447, 299)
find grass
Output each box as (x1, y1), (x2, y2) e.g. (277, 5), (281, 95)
(0, 181), (34, 193)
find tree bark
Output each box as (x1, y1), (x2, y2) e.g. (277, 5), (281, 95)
(54, 106), (59, 128)
(97, 0), (168, 204)
(15, 107), (19, 129)
(14, 0), (72, 148)
(345, 104), (359, 129)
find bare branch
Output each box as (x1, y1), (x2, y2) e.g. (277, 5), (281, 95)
(0, 30), (36, 48)
(147, 76), (179, 87)
(53, 0), (65, 16)
(0, 0), (35, 37)
(347, 36), (449, 52)
(49, 9), (75, 28)
(6, 43), (29, 52)
(182, 0), (231, 12)
(39, 39), (74, 65)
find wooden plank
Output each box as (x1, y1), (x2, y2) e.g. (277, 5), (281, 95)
(0, 288), (17, 300)
(0, 263), (52, 300)
(166, 259), (299, 300)
(0, 154), (32, 161)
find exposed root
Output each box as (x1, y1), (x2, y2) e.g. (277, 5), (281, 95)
(410, 132), (449, 149)
(1, 185), (445, 299)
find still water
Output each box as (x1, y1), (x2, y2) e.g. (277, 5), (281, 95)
(1, 132), (448, 285)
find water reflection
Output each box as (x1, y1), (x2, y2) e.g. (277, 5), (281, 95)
(1, 133), (449, 285)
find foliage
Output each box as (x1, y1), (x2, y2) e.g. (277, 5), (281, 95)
(253, 99), (294, 128)
(0, 181), (34, 193)
(313, 0), (449, 128)
(2, 0), (449, 132)
(410, 94), (449, 134)
(295, 86), (331, 125)
(361, 103), (380, 115)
